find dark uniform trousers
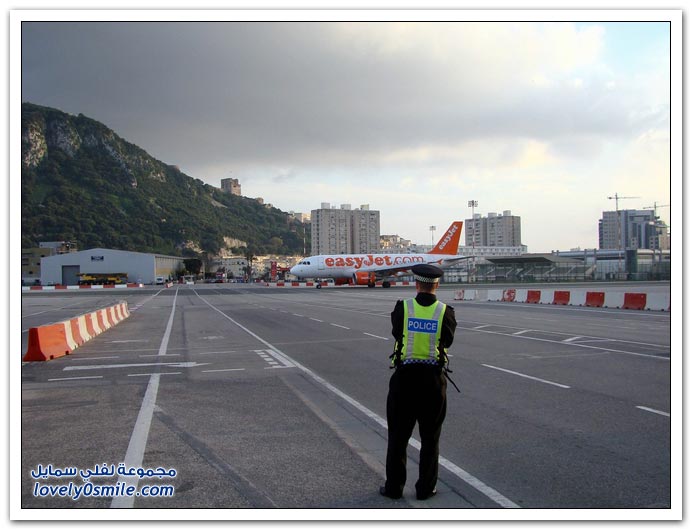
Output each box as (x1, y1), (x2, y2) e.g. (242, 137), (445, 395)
(385, 363), (447, 497)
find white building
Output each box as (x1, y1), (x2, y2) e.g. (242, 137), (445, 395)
(40, 248), (185, 286)
(380, 235), (412, 253)
(215, 256), (249, 279)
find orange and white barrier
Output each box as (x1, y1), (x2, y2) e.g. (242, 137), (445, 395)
(23, 302), (130, 362)
(453, 288), (670, 312)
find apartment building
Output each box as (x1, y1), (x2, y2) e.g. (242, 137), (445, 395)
(310, 203), (381, 255)
(465, 211), (522, 247)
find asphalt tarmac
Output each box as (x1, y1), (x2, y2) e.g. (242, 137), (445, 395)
(17, 282), (673, 516)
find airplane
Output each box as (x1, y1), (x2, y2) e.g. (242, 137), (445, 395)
(289, 221), (469, 288)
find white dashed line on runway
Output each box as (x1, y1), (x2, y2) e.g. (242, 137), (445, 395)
(482, 364), (571, 389)
(636, 406), (670, 417)
(363, 333), (388, 340)
(48, 376), (104, 382)
(202, 368), (246, 373)
(127, 372), (182, 377)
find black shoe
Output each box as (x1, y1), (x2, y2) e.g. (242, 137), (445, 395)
(379, 486), (402, 499)
(416, 488), (437, 500)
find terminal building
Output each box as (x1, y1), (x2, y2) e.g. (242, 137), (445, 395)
(39, 248), (186, 286)
(442, 248), (670, 283)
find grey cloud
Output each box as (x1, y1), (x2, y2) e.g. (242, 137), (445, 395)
(21, 21), (667, 178)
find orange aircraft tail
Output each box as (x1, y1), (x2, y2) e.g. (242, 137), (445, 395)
(429, 221), (463, 255)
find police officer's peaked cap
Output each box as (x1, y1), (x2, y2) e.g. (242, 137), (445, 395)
(411, 264), (444, 283)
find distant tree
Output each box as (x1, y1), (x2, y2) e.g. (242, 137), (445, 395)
(183, 258), (203, 275)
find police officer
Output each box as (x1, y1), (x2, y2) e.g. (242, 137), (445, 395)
(380, 264), (457, 501)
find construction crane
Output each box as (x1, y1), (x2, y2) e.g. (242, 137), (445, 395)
(642, 202), (670, 218)
(607, 193), (641, 276)
(607, 193), (641, 212)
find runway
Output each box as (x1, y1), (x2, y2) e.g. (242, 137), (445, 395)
(18, 283), (673, 513)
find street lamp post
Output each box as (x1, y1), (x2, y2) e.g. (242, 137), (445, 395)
(467, 200), (478, 250)
(467, 200), (478, 283)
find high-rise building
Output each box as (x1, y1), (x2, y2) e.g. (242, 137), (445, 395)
(220, 177), (242, 196)
(465, 211), (522, 247)
(310, 204), (381, 255)
(351, 205), (381, 254)
(598, 210), (669, 250)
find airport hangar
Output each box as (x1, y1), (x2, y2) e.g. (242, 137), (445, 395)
(39, 248), (186, 286)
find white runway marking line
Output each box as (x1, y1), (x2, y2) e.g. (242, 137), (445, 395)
(201, 368), (246, 373)
(459, 320), (669, 349)
(310, 317), (324, 322)
(63, 361), (207, 371)
(257, 349), (295, 368)
(111, 287), (178, 509)
(194, 290), (518, 509)
(128, 372), (181, 377)
(482, 364), (571, 389)
(464, 325), (670, 361)
(636, 406), (670, 417)
(72, 356), (121, 361)
(48, 375), (103, 382)
(330, 323), (350, 330)
(363, 332), (388, 340)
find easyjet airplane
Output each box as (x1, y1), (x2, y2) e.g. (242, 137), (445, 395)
(289, 221), (468, 288)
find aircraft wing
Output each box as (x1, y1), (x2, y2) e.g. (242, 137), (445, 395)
(361, 255), (472, 280)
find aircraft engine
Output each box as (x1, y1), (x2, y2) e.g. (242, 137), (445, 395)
(353, 271), (376, 287)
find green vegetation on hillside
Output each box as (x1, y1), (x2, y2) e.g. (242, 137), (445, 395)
(21, 103), (308, 257)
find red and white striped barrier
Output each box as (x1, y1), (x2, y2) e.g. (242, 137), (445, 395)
(454, 288), (670, 312)
(265, 281), (319, 288)
(23, 302), (131, 361)
(22, 284), (144, 292)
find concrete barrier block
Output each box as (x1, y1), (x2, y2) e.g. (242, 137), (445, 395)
(645, 292), (670, 311)
(23, 302), (131, 362)
(603, 291), (624, 308)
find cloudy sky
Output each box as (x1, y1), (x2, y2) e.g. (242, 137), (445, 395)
(19, 13), (674, 252)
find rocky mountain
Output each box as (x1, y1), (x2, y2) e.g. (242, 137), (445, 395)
(21, 102), (308, 257)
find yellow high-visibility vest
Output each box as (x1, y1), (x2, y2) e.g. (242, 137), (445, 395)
(395, 299), (446, 365)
